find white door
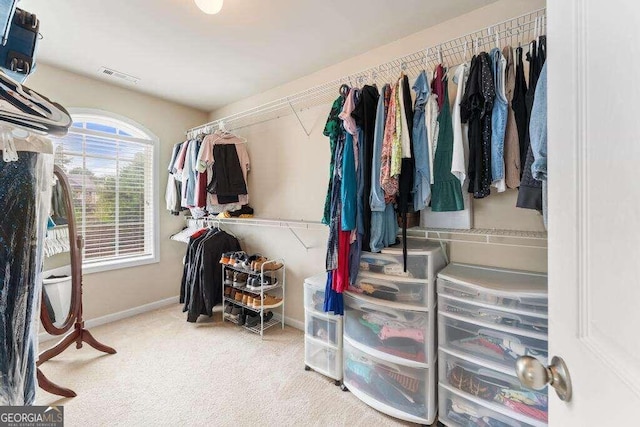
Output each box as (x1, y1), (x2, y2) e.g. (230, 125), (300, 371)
(548, 0), (640, 424)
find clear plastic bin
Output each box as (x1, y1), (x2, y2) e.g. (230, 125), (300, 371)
(437, 264), (548, 316)
(439, 384), (544, 427)
(439, 313), (548, 370)
(343, 339), (436, 424)
(305, 337), (342, 381)
(351, 272), (434, 309)
(344, 293), (433, 365)
(305, 311), (342, 347)
(439, 350), (548, 424)
(439, 294), (548, 335)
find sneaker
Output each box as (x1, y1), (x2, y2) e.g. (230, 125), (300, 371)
(220, 252), (233, 264)
(224, 269), (234, 285)
(246, 276), (279, 291)
(238, 310), (247, 326)
(224, 303), (234, 314)
(251, 256), (268, 272)
(246, 311), (274, 328)
(234, 291), (244, 302)
(233, 272), (248, 287)
(261, 261), (284, 272)
(253, 294), (283, 308)
(233, 252), (249, 269)
(242, 293), (251, 305)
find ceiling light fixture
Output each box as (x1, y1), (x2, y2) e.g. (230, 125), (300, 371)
(194, 0), (224, 15)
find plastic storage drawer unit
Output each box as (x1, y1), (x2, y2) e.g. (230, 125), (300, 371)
(305, 338), (342, 381)
(437, 263), (548, 316)
(439, 384), (543, 427)
(343, 338), (437, 425)
(344, 293), (434, 365)
(439, 350), (548, 425)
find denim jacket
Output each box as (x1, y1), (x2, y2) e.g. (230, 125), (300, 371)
(412, 71), (431, 211)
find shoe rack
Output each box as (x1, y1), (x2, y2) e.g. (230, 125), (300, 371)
(221, 258), (286, 338)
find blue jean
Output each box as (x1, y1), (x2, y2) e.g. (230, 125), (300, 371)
(490, 48), (508, 183)
(370, 204), (398, 253)
(412, 71), (431, 211)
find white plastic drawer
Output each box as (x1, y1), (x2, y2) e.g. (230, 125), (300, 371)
(304, 281), (328, 314)
(344, 293), (433, 365)
(439, 294), (548, 335)
(351, 272), (434, 308)
(439, 385), (542, 427)
(305, 311), (342, 348)
(440, 350), (548, 425)
(437, 264), (548, 316)
(305, 338), (342, 381)
(439, 313), (548, 370)
(343, 339), (436, 424)
(359, 251), (428, 280)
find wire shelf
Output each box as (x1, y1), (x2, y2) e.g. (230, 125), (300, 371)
(408, 227), (548, 249)
(186, 216), (326, 231)
(186, 8), (546, 137)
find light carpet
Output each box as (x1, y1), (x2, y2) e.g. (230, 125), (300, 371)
(36, 305), (418, 426)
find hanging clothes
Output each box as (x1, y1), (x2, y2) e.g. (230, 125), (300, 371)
(512, 46), (529, 178)
(370, 84), (399, 253)
(490, 47), (508, 193)
(380, 82), (399, 202)
(502, 46), (521, 189)
(517, 36), (546, 211)
(352, 85), (380, 252)
(530, 63), (548, 228)
(451, 62), (470, 188)
(1, 144), (53, 405)
(431, 75), (465, 212)
(322, 96), (345, 225)
(462, 52), (495, 199)
(425, 72), (440, 185)
(180, 228), (240, 323)
(412, 71), (431, 211)
(397, 74), (415, 272)
(340, 89), (358, 232)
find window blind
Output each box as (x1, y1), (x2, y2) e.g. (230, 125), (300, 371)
(53, 120), (156, 267)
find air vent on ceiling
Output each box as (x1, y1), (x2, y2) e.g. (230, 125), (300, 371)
(98, 67), (140, 84)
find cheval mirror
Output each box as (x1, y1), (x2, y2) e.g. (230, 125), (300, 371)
(38, 165), (117, 398)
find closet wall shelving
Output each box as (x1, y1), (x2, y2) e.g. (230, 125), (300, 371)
(186, 8), (546, 138)
(184, 217), (547, 250)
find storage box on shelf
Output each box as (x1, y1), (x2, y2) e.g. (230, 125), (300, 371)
(303, 273), (343, 385)
(437, 263), (548, 427)
(343, 239), (446, 425)
(221, 258), (285, 338)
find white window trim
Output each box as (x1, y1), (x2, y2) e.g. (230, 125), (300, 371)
(67, 108), (161, 275)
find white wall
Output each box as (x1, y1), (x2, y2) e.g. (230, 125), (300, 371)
(209, 0), (547, 325)
(29, 63), (209, 321)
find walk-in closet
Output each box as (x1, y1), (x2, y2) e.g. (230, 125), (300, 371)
(0, 0), (636, 425)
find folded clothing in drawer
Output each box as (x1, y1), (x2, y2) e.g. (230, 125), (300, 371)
(304, 273), (330, 314)
(345, 293), (431, 363)
(440, 314), (548, 369)
(440, 385), (541, 427)
(439, 294), (548, 334)
(350, 273), (431, 307)
(441, 351), (548, 423)
(438, 264), (548, 316)
(344, 339), (432, 421)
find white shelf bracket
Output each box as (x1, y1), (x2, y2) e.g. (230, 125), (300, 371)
(288, 226), (312, 251)
(287, 98), (312, 137)
(436, 232), (449, 264)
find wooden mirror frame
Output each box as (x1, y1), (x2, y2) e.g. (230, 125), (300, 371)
(37, 165), (116, 398)
(39, 165), (81, 335)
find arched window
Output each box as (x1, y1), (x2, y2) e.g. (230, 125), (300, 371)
(53, 109), (159, 272)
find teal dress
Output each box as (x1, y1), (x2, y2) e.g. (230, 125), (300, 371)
(431, 80), (465, 211)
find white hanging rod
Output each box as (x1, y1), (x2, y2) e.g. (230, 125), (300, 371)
(186, 8), (545, 138)
(185, 216), (326, 231)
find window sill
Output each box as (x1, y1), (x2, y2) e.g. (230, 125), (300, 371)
(83, 254), (159, 275)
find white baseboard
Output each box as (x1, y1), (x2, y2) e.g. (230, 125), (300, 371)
(283, 315), (304, 331)
(38, 296), (179, 343)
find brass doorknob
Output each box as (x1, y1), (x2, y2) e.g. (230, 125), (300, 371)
(516, 355), (572, 402)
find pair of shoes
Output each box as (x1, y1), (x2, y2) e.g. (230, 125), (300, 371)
(233, 252), (250, 270)
(233, 272), (248, 287)
(234, 291), (244, 302)
(220, 252), (233, 264)
(251, 294), (283, 309)
(224, 286), (233, 297)
(238, 309), (248, 326)
(253, 259), (284, 273)
(242, 293), (255, 306)
(250, 256), (268, 272)
(224, 269), (233, 285)
(246, 275), (278, 290)
(245, 311), (274, 328)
